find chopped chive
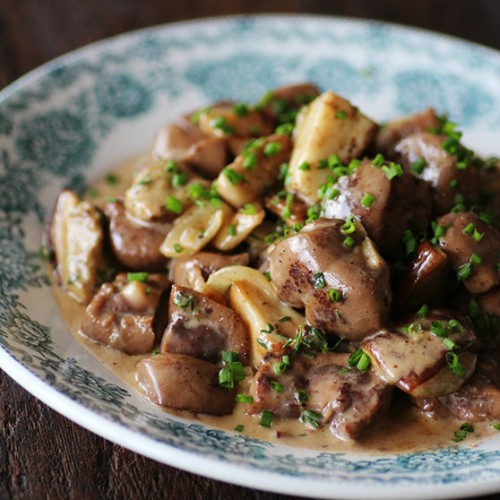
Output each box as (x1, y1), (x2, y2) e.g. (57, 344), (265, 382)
(335, 110), (347, 120)
(212, 115), (235, 135)
(300, 409), (323, 429)
(275, 123), (294, 135)
(442, 337), (457, 350)
(173, 243), (183, 253)
(410, 158), (427, 175)
(348, 349), (371, 372)
(328, 288), (343, 303)
(242, 151), (257, 170)
(127, 272), (148, 283)
(234, 424), (244, 432)
(223, 168), (246, 185)
(452, 422), (474, 442)
(104, 172), (119, 185)
(491, 423), (500, 431)
(172, 172), (187, 188)
(271, 381), (284, 393)
(298, 161), (311, 171)
(227, 224), (236, 236)
(236, 394), (254, 404)
(416, 304), (429, 318)
(173, 291), (194, 310)
(278, 316), (291, 323)
(381, 162), (404, 180)
(430, 320), (447, 337)
(233, 103), (249, 116)
(447, 351), (465, 377)
(313, 272), (326, 289)
(274, 355), (290, 375)
(165, 195), (183, 214)
(361, 193), (375, 208)
(295, 390), (309, 405)
(222, 351), (239, 363)
(241, 203), (257, 215)
(264, 141), (281, 157)
(343, 236), (355, 248)
(372, 153), (385, 167)
(473, 229), (484, 242)
(470, 253), (482, 265)
(164, 159), (178, 173)
(457, 262), (473, 281)
(259, 410), (273, 428)
(463, 223), (475, 235)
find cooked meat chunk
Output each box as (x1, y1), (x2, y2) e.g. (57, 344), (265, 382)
(160, 285), (249, 365)
(321, 158), (433, 254)
(182, 137), (228, 179)
(413, 383), (500, 422)
(152, 118), (206, 161)
(249, 352), (392, 441)
(362, 311), (477, 397)
(136, 352), (236, 415)
(394, 242), (450, 313)
(249, 353), (307, 418)
(436, 212), (500, 294)
(305, 353), (392, 441)
(395, 131), (480, 214)
(375, 108), (439, 157)
(105, 200), (168, 271)
(81, 273), (169, 354)
(269, 218), (391, 341)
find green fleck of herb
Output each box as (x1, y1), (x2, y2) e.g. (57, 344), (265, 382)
(372, 153), (385, 167)
(361, 192), (375, 208)
(173, 243), (183, 253)
(296, 390), (309, 405)
(236, 394), (254, 404)
(271, 381), (284, 393)
(227, 224), (236, 236)
(463, 223), (475, 235)
(406, 322), (422, 335)
(242, 151), (257, 170)
(300, 409), (323, 429)
(298, 161), (311, 171)
(447, 351), (465, 377)
(234, 424), (244, 432)
(416, 304), (429, 318)
(165, 195), (183, 214)
(173, 290), (194, 311)
(275, 123), (294, 135)
(381, 162), (404, 180)
(343, 236), (355, 248)
(468, 299), (480, 319)
(348, 349), (371, 372)
(328, 288), (343, 303)
(241, 203), (257, 215)
(222, 351), (239, 363)
(259, 410), (273, 428)
(457, 262), (473, 281)
(410, 158), (427, 175)
(151, 349), (160, 356)
(470, 252), (482, 265)
(264, 141), (281, 157)
(335, 110), (347, 120)
(278, 316), (291, 323)
(473, 229), (484, 242)
(430, 320), (447, 337)
(223, 168), (246, 185)
(86, 187), (99, 199)
(442, 338), (457, 350)
(452, 422), (474, 442)
(491, 423), (500, 431)
(233, 103), (249, 116)
(278, 162), (289, 180)
(402, 229), (417, 256)
(38, 245), (53, 261)
(213, 115), (235, 135)
(450, 179), (458, 189)
(313, 272), (326, 289)
(104, 172), (119, 185)
(274, 355), (290, 375)
(127, 272), (148, 283)
(264, 271), (271, 281)
(172, 172), (187, 188)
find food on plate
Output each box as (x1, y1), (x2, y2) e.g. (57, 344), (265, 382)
(47, 83), (500, 445)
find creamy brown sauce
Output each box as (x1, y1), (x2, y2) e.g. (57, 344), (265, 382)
(50, 157), (495, 455)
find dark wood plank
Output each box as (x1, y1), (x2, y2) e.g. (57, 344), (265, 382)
(0, 1), (498, 499)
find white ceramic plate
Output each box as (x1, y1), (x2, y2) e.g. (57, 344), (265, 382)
(0, 15), (499, 500)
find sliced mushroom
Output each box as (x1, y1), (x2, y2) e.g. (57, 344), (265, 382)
(49, 189), (104, 304)
(136, 352), (236, 415)
(269, 218), (391, 341)
(159, 200), (233, 258)
(207, 265), (305, 367)
(215, 134), (292, 208)
(80, 273), (169, 354)
(212, 201), (266, 251)
(321, 158), (433, 254)
(436, 211), (500, 294)
(288, 91), (378, 203)
(104, 199), (169, 271)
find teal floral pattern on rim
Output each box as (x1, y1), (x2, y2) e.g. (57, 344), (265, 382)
(0, 15), (499, 498)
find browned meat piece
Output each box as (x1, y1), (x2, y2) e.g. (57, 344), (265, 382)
(260, 82), (320, 121)
(321, 159), (433, 254)
(478, 287), (500, 316)
(152, 118), (206, 160)
(362, 311), (478, 397)
(160, 285), (249, 365)
(182, 137), (228, 179)
(414, 383), (500, 422)
(394, 242), (450, 313)
(136, 352), (236, 415)
(395, 131), (480, 214)
(375, 108), (439, 157)
(105, 200), (169, 271)
(249, 353), (307, 418)
(437, 212), (500, 294)
(81, 273), (169, 354)
(269, 218), (391, 341)
(305, 353), (392, 441)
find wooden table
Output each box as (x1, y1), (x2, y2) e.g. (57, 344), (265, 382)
(0, 1), (498, 498)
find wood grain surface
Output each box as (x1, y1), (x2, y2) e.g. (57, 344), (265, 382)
(0, 1), (499, 499)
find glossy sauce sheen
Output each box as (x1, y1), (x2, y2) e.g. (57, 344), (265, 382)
(52, 158), (494, 454)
